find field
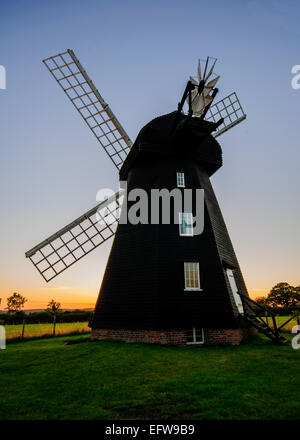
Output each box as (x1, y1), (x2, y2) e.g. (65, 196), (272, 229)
(262, 315), (299, 332)
(3, 315), (298, 343)
(4, 322), (90, 341)
(0, 333), (299, 420)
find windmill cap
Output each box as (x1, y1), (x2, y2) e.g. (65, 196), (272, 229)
(120, 111), (223, 180)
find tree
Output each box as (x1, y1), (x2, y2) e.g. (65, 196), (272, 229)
(266, 282), (300, 308)
(255, 296), (269, 307)
(46, 299), (61, 337)
(46, 299), (61, 314)
(6, 292), (27, 312)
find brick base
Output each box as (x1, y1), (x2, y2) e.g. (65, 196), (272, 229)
(91, 327), (257, 346)
(204, 327), (257, 345)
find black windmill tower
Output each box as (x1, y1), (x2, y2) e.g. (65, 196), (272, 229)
(26, 51), (288, 345)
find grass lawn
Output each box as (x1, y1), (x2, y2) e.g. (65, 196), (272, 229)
(4, 322), (90, 341)
(0, 333), (299, 420)
(262, 315), (299, 332)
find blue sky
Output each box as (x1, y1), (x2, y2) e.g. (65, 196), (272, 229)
(0, 0), (299, 307)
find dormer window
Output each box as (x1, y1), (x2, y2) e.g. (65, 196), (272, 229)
(176, 172), (185, 188)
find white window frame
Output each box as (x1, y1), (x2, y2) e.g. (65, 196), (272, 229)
(176, 172), (185, 188)
(184, 262), (202, 291)
(186, 327), (204, 345)
(179, 212), (194, 237)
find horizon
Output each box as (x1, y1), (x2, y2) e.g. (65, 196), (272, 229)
(0, 285), (294, 311)
(1, 0), (299, 309)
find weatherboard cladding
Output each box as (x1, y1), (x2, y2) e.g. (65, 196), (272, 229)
(197, 168), (249, 318)
(91, 113), (250, 332)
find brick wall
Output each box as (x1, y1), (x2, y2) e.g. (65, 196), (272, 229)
(91, 327), (257, 346)
(204, 327), (257, 345)
(91, 328), (186, 345)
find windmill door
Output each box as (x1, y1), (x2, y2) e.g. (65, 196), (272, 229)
(226, 269), (244, 314)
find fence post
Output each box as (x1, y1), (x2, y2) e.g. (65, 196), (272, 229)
(53, 315), (56, 337)
(21, 319), (26, 340)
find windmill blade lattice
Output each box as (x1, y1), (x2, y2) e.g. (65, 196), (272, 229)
(43, 50), (132, 169)
(205, 92), (246, 138)
(25, 192), (123, 282)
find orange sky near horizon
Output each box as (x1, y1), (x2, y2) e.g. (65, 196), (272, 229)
(0, 285), (293, 311)
(0, 286), (96, 310)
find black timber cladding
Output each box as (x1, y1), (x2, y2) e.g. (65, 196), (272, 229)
(91, 112), (250, 331)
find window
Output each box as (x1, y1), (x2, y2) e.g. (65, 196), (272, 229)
(186, 327), (204, 345)
(176, 172), (185, 187)
(184, 262), (201, 291)
(179, 212), (193, 236)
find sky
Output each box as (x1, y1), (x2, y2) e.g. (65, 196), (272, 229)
(0, 0), (299, 309)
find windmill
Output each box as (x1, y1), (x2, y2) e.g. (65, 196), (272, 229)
(25, 50), (287, 345)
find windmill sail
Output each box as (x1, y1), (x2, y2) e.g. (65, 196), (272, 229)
(25, 192), (123, 282)
(43, 50), (132, 169)
(205, 92), (246, 138)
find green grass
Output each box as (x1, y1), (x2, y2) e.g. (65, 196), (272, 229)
(0, 334), (299, 420)
(4, 322), (90, 341)
(262, 315), (299, 332)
